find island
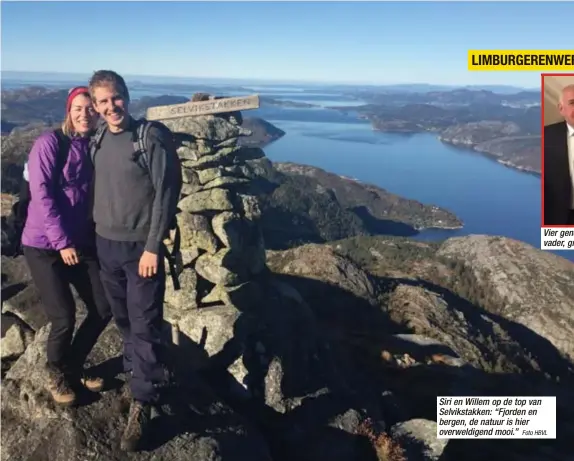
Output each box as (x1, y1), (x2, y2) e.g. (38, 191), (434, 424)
(330, 88), (542, 174)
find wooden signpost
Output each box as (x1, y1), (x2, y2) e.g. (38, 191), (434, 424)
(146, 94), (260, 121)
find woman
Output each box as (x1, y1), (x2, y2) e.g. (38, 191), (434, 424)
(22, 86), (112, 406)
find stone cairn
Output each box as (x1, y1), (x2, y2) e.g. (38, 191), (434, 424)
(148, 94), (339, 406)
(148, 93), (269, 360)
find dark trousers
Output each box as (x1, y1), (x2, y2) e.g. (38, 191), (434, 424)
(23, 245), (112, 374)
(95, 235), (167, 403)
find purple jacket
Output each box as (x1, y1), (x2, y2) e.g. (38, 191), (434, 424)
(21, 130), (94, 251)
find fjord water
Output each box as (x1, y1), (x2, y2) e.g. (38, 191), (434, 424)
(245, 92), (571, 262)
(261, 117), (542, 245)
(4, 76), (568, 261)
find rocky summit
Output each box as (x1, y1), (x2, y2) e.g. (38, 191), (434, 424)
(1, 96), (574, 461)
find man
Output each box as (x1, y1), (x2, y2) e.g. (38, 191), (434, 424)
(544, 84), (574, 226)
(88, 70), (181, 451)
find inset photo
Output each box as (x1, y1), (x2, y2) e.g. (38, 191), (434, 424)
(542, 74), (574, 226)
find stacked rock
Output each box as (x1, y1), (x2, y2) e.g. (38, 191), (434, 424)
(160, 96), (268, 320)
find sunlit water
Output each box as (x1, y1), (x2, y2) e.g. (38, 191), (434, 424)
(3, 76), (571, 262)
(262, 119), (571, 262)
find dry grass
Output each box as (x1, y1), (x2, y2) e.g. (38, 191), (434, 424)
(357, 418), (407, 461)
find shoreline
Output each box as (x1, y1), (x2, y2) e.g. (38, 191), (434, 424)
(273, 162), (465, 232)
(366, 122), (540, 178)
(438, 137), (541, 178)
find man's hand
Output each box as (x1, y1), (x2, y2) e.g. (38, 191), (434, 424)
(60, 248), (79, 265)
(139, 251), (158, 278)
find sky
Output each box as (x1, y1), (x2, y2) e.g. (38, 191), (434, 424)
(0, 1), (569, 87)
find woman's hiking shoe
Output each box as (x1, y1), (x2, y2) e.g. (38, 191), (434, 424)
(46, 365), (76, 406)
(120, 399), (151, 452)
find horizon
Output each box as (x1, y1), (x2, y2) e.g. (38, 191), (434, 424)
(0, 70), (539, 91)
(0, 1), (558, 87)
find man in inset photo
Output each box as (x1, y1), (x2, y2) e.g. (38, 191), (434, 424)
(544, 83), (574, 226)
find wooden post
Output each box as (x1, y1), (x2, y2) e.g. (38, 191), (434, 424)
(171, 323), (180, 346)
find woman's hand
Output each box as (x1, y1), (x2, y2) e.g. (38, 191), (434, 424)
(60, 247), (79, 265)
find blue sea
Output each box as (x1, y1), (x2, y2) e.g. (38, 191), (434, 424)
(3, 75), (571, 263)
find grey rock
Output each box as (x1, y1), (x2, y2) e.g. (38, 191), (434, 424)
(385, 283), (549, 374)
(1, 324), (273, 461)
(2, 285), (47, 332)
(223, 164), (257, 180)
(162, 115), (251, 142)
(176, 305), (248, 382)
(266, 244), (376, 303)
(234, 147), (265, 163)
(183, 146), (265, 172)
(180, 182), (201, 196)
(211, 211), (243, 248)
(179, 247), (200, 267)
(197, 166), (227, 185)
(210, 214), (266, 277)
(185, 147), (240, 170)
(238, 194), (262, 220)
(195, 249), (247, 286)
(195, 139), (216, 156)
(1, 322), (34, 360)
(242, 157), (274, 177)
(200, 176), (250, 191)
(266, 243), (379, 335)
(176, 145), (199, 161)
(245, 237), (267, 276)
(178, 188), (233, 213)
(436, 235), (574, 362)
(391, 419), (448, 461)
(164, 269), (198, 312)
(1, 255), (34, 286)
(181, 167), (200, 185)
(201, 281), (263, 309)
(215, 137), (239, 148)
(391, 334), (466, 367)
(263, 356), (286, 412)
(177, 212), (218, 253)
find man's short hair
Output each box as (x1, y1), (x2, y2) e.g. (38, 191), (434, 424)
(88, 70), (130, 101)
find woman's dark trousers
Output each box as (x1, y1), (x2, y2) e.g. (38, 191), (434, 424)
(23, 245), (112, 375)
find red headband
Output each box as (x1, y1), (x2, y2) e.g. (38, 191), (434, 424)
(66, 86), (90, 113)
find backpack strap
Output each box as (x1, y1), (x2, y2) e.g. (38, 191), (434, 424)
(89, 121), (108, 164)
(162, 222), (181, 291)
(133, 119), (154, 173)
(53, 128), (71, 183)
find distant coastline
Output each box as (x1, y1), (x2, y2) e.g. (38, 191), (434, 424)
(337, 112), (541, 176)
(438, 138), (541, 177)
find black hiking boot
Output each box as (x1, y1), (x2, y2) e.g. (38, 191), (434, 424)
(120, 399), (151, 452)
(79, 368), (105, 393)
(45, 363), (77, 406)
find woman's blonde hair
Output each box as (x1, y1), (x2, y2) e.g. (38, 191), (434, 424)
(61, 112), (76, 137)
(61, 87), (91, 136)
